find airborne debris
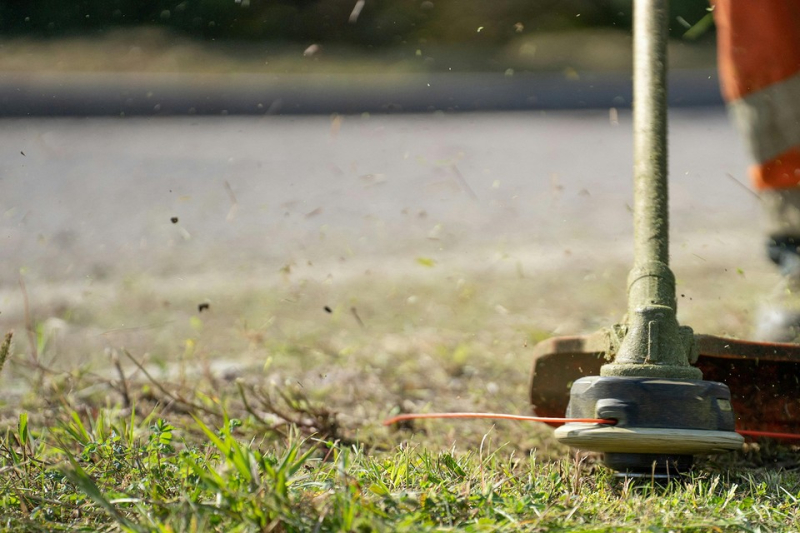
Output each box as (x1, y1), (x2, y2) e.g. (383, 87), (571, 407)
(359, 173), (387, 186)
(305, 207), (323, 219)
(303, 44), (321, 57)
(348, 0), (365, 23)
(609, 107), (619, 126)
(224, 180), (239, 221)
(451, 165), (477, 200)
(330, 114), (343, 138)
(350, 307), (365, 328)
(676, 15), (692, 29)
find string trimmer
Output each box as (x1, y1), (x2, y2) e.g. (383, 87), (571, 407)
(387, 0), (800, 477)
(528, 0), (800, 477)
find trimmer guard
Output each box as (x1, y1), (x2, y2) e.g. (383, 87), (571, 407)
(530, 333), (800, 436)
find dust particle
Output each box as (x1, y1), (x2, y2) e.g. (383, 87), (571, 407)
(303, 44), (321, 57)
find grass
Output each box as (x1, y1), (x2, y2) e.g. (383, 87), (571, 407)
(1, 404), (799, 532)
(2, 245), (800, 531)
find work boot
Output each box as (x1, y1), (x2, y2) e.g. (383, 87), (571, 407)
(755, 236), (800, 342)
(755, 188), (800, 343)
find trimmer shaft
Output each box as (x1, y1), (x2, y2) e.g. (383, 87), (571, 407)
(552, 0), (743, 475)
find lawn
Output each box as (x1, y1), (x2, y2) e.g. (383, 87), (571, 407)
(2, 244), (799, 532)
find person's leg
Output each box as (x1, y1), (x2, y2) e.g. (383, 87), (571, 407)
(713, 0), (800, 340)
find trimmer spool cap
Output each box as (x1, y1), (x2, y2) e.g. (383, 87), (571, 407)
(554, 376), (744, 477)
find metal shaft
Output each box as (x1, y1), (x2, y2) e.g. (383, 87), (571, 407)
(556, 0), (741, 468)
(633, 0), (669, 267)
(601, 0), (701, 379)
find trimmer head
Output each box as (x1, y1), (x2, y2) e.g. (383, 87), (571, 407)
(537, 0), (754, 476)
(531, 333), (800, 476)
(529, 333), (800, 437)
(554, 375), (742, 477)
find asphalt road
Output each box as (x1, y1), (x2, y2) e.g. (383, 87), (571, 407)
(1, 70), (723, 116)
(2, 109), (759, 287)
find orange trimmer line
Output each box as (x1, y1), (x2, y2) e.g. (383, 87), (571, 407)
(736, 429), (800, 440)
(383, 412), (800, 440)
(383, 412), (616, 426)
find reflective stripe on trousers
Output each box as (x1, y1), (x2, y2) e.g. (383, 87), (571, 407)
(713, 0), (800, 190)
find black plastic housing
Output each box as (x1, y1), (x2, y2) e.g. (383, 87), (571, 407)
(565, 376), (737, 476)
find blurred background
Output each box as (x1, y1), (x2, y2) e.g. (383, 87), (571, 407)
(1, 0), (721, 113)
(0, 1), (768, 399)
(2, 0), (715, 70)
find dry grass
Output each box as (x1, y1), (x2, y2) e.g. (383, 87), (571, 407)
(0, 225), (795, 530)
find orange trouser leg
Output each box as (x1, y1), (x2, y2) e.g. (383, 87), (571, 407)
(713, 0), (800, 190)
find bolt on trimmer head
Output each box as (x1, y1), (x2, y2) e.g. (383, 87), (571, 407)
(541, 0), (744, 477)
